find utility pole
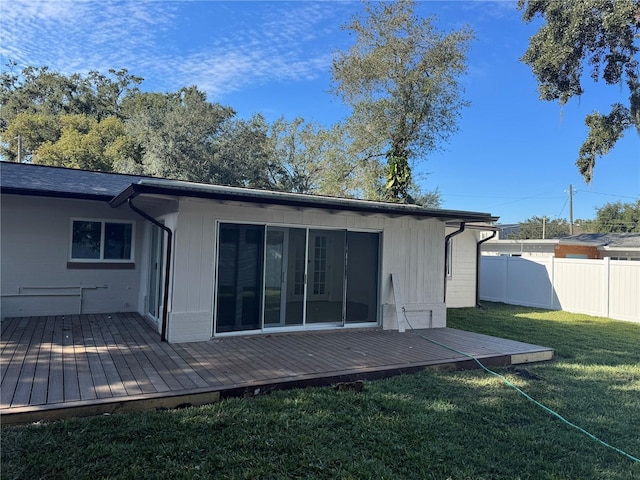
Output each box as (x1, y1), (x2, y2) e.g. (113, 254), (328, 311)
(542, 216), (546, 239)
(569, 183), (574, 235)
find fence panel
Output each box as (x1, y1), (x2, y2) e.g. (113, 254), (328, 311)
(609, 260), (640, 322)
(553, 259), (606, 317)
(505, 257), (554, 309)
(480, 256), (639, 322)
(479, 256), (507, 302)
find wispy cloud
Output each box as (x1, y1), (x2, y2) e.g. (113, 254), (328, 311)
(1, 0), (352, 99)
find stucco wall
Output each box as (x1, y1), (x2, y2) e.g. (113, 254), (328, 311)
(1, 194), (143, 318)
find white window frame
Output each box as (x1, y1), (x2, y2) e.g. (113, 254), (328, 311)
(446, 238), (454, 277)
(69, 218), (135, 263)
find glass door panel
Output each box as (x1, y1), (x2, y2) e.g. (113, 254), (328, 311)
(346, 232), (379, 324)
(284, 228), (305, 326)
(215, 224), (264, 333)
(306, 229), (345, 324)
(264, 228), (286, 327)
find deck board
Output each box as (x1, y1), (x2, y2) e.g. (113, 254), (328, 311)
(0, 313), (553, 424)
(62, 315), (81, 402)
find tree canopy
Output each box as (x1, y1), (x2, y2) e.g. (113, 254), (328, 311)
(591, 200), (640, 233)
(519, 0), (640, 182)
(510, 200), (640, 238)
(508, 216), (571, 239)
(3, 0), (465, 205)
(331, 0), (472, 201)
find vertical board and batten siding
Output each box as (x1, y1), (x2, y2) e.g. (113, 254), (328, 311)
(480, 255), (640, 322)
(0, 195), (143, 318)
(445, 230), (478, 308)
(166, 199), (446, 342)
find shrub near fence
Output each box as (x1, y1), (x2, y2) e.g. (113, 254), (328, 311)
(480, 256), (640, 322)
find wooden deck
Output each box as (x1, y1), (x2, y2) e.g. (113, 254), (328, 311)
(1, 313), (553, 424)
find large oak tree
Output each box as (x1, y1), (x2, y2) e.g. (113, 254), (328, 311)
(519, 0), (640, 182)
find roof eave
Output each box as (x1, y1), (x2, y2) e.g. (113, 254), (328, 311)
(1, 186), (113, 202)
(110, 182), (498, 223)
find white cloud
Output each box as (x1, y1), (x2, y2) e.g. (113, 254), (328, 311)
(1, 0), (353, 99)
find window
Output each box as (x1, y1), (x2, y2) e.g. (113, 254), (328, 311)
(70, 219), (133, 262)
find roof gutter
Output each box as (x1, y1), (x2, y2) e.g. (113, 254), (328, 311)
(444, 223), (466, 303)
(126, 196), (172, 342)
(476, 230), (497, 307)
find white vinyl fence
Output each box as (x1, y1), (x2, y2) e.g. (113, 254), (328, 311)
(480, 256), (640, 322)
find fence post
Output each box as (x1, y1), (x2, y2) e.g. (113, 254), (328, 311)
(604, 257), (611, 318)
(550, 257), (555, 309)
(503, 256), (509, 303)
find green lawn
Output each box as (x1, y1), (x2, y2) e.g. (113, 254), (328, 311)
(2, 303), (639, 479)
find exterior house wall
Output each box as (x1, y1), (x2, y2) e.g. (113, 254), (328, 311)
(445, 229), (478, 308)
(1, 195), (143, 318)
(166, 199), (446, 343)
(554, 244), (600, 259)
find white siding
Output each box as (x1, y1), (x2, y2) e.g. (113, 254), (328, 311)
(1, 195), (143, 318)
(165, 199), (446, 341)
(445, 229), (478, 308)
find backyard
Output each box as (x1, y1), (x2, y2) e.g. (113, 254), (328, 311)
(1, 303), (639, 479)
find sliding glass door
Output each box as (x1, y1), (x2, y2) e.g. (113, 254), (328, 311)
(264, 227), (305, 328)
(345, 231), (379, 324)
(305, 229), (346, 325)
(215, 223), (379, 334)
(215, 224), (264, 333)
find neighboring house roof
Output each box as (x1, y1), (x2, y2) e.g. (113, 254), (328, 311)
(1, 162), (499, 223)
(482, 233), (640, 255)
(557, 233), (640, 249)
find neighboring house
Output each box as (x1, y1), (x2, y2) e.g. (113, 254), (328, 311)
(1, 162), (497, 343)
(482, 234), (640, 260)
(445, 224), (497, 308)
(494, 223), (520, 239)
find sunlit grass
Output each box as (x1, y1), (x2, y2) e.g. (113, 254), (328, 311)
(2, 302), (639, 479)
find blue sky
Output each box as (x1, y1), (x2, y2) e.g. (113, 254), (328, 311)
(2, 0), (638, 223)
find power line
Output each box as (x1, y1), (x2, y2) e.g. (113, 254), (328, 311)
(575, 190), (639, 200)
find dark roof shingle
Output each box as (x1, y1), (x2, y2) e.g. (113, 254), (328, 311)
(0, 162), (144, 200)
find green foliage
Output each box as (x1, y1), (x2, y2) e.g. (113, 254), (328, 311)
(592, 200), (640, 233)
(519, 0), (640, 182)
(577, 104), (633, 182)
(120, 87), (237, 183)
(34, 114), (136, 172)
(385, 150), (411, 201)
(509, 215), (571, 239)
(269, 118), (370, 197)
(0, 63), (142, 125)
(2, 304), (639, 479)
(1, 58), (444, 201)
(1, 112), (60, 161)
(332, 0), (472, 201)
(212, 114), (279, 189)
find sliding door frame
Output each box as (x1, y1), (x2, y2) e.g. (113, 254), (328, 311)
(212, 219), (382, 336)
